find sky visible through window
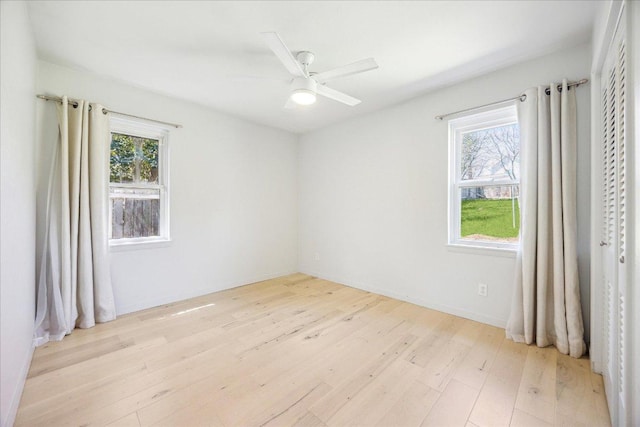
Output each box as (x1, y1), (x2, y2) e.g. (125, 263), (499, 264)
(461, 123), (520, 182)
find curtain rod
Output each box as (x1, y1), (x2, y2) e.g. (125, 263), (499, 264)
(435, 78), (589, 121)
(36, 94), (183, 129)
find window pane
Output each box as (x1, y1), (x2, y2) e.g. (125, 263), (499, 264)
(461, 123), (520, 181)
(110, 187), (160, 239)
(460, 185), (520, 242)
(138, 137), (159, 183)
(110, 133), (159, 184)
(110, 133), (135, 183)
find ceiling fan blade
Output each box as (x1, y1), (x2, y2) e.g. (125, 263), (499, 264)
(313, 58), (378, 82)
(316, 84), (361, 106)
(260, 32), (306, 78)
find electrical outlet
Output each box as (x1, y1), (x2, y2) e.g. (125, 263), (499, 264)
(314, 252), (320, 261)
(478, 283), (488, 297)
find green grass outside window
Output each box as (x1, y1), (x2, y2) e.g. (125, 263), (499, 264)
(461, 199), (520, 241)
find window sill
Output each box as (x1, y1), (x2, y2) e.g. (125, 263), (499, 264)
(109, 238), (172, 252)
(447, 243), (517, 258)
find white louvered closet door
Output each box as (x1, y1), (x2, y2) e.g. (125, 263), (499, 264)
(600, 14), (628, 427)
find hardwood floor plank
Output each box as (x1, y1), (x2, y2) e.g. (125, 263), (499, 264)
(399, 305), (449, 338)
(15, 274), (610, 427)
(483, 337), (529, 384)
(105, 412), (141, 427)
(24, 351), (238, 426)
(555, 355), (611, 427)
(468, 373), (519, 427)
(19, 336), (165, 411)
(514, 346), (558, 424)
(452, 324), (504, 390)
(588, 370), (612, 426)
(325, 358), (423, 426)
(293, 411), (327, 427)
(249, 318), (368, 388)
(152, 409), (225, 427)
(135, 361), (245, 426)
(28, 335), (133, 378)
(468, 339), (528, 427)
(259, 382), (333, 427)
(405, 316), (466, 368)
(419, 338), (471, 392)
(510, 408), (553, 427)
(309, 334), (418, 423)
(420, 379), (480, 427)
(375, 380), (440, 427)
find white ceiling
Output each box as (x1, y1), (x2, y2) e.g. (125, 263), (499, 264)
(27, 1), (598, 134)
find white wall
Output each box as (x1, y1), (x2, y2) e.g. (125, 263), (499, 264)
(298, 44), (592, 334)
(36, 61), (299, 315)
(0, 2), (37, 426)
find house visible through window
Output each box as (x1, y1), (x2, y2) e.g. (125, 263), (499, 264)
(449, 106), (520, 250)
(109, 117), (169, 245)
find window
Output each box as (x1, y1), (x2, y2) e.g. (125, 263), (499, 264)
(109, 117), (169, 246)
(448, 106), (520, 250)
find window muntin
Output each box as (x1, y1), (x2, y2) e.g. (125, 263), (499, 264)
(449, 106), (520, 250)
(109, 117), (169, 245)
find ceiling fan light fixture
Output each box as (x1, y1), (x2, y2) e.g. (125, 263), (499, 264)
(290, 77), (318, 106)
(290, 89), (316, 105)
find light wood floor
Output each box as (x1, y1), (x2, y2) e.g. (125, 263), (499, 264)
(16, 274), (610, 427)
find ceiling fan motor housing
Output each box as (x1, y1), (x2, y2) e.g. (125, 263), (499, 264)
(296, 51), (315, 67)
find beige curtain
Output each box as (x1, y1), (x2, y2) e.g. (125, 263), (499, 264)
(34, 96), (116, 346)
(506, 80), (586, 358)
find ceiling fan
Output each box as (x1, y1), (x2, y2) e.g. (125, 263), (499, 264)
(260, 32), (378, 108)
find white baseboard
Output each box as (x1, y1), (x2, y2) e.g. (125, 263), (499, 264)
(300, 268), (507, 329)
(2, 344), (34, 427)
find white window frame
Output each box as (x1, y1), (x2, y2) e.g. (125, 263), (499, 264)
(448, 105), (519, 252)
(109, 116), (171, 249)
